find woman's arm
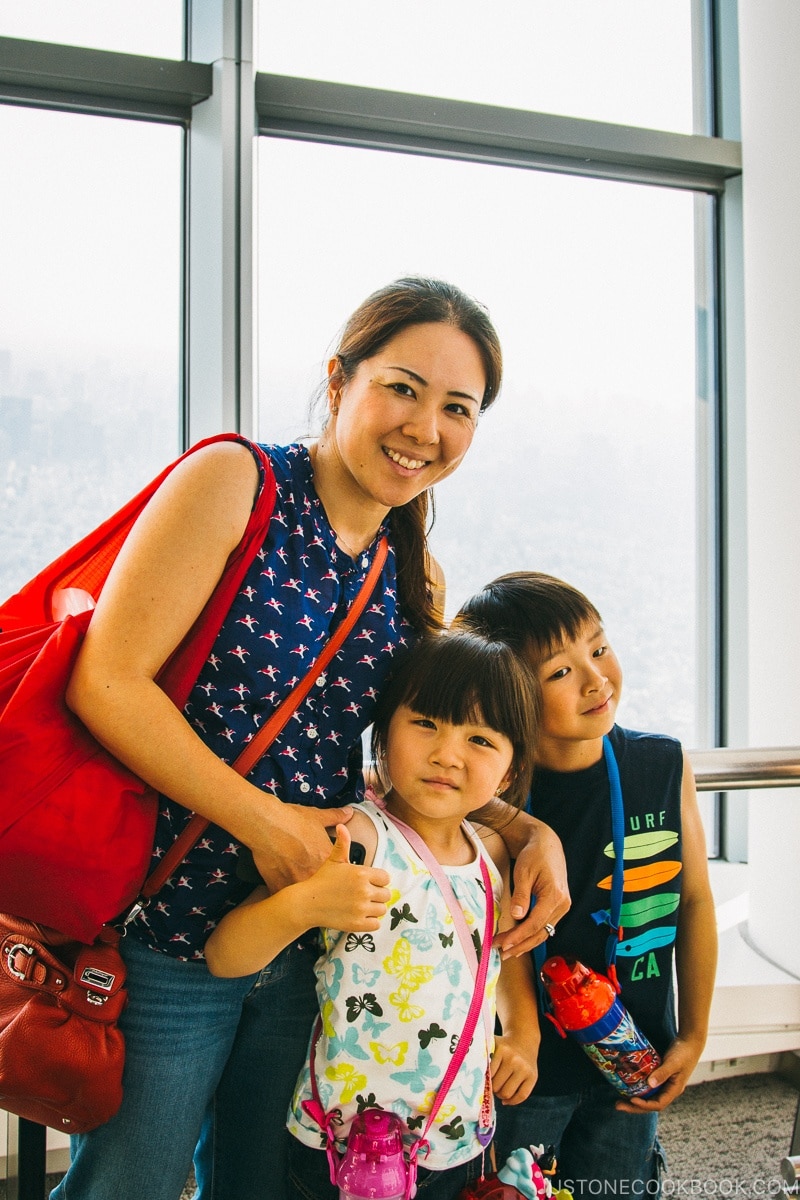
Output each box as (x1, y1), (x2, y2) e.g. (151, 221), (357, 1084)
(66, 441), (354, 891)
(205, 825), (391, 977)
(618, 753), (718, 1113)
(472, 800), (570, 956)
(480, 832), (540, 1105)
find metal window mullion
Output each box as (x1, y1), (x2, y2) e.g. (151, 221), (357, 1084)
(713, 0), (748, 862)
(256, 72), (741, 194)
(185, 0), (254, 444)
(0, 35), (211, 119)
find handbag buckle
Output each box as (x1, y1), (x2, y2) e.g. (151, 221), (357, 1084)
(79, 966), (116, 992)
(5, 941), (35, 981)
(121, 900), (146, 928)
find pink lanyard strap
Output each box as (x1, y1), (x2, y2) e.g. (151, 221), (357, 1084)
(302, 815), (495, 1199)
(382, 810), (495, 1044)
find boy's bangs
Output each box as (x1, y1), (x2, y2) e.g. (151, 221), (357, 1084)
(530, 620), (586, 664)
(455, 572), (601, 669)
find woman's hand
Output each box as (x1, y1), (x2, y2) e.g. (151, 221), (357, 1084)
(489, 813), (571, 957)
(250, 804), (359, 891)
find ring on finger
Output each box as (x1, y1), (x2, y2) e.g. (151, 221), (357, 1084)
(544, 922), (556, 938)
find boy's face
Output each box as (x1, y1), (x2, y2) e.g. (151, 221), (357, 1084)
(533, 622), (623, 764)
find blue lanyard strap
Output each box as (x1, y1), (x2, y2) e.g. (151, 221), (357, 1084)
(599, 734), (625, 987)
(533, 732), (625, 1007)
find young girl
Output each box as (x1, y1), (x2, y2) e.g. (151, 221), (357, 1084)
(206, 629), (542, 1200)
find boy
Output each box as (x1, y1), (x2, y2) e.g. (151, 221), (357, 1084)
(456, 572), (717, 1198)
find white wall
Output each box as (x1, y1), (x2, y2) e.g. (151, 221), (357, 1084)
(738, 0), (800, 977)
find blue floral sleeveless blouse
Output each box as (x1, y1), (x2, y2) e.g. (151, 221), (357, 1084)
(130, 443), (414, 960)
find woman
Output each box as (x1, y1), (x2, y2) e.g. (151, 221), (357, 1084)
(57, 277), (569, 1200)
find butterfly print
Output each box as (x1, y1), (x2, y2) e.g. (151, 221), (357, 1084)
(345, 993), (384, 1024)
(345, 932), (376, 953)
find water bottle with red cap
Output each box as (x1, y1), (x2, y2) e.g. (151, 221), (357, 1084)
(336, 1108), (409, 1200)
(540, 955), (662, 1098)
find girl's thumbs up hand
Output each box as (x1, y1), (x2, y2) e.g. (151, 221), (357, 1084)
(303, 824), (391, 932)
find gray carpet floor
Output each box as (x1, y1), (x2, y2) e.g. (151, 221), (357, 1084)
(8, 1071), (796, 1198)
(180, 1074), (800, 1199)
(658, 1072), (798, 1195)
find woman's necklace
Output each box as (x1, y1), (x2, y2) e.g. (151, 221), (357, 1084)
(308, 440), (382, 561)
(332, 527), (380, 565)
(332, 528), (363, 559)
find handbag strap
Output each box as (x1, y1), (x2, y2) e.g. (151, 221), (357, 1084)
(133, 536), (389, 905)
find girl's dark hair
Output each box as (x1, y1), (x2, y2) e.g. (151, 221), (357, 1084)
(454, 571), (602, 669)
(371, 629), (538, 810)
(328, 277), (503, 635)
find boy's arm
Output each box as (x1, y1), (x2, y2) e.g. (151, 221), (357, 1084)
(472, 801), (571, 956)
(205, 824), (390, 977)
(619, 752), (718, 1113)
(479, 830), (541, 1105)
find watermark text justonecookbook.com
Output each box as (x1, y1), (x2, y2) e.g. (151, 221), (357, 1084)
(558, 1180), (795, 1197)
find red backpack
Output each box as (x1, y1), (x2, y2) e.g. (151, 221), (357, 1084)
(0, 434), (275, 942)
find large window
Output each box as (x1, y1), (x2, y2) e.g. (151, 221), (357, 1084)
(0, 103), (182, 600)
(0, 1), (741, 854)
(256, 0), (696, 134)
(0, 0), (182, 58)
(257, 138), (699, 746)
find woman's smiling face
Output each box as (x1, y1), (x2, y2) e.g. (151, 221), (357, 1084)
(326, 321), (486, 514)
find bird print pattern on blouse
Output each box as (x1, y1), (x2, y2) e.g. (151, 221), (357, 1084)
(130, 443), (413, 960)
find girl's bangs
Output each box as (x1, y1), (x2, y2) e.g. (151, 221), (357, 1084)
(397, 651), (520, 742)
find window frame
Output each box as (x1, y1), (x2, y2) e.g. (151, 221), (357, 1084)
(0, 0), (743, 854)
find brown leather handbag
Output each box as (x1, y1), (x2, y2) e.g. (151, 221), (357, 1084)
(0, 918), (127, 1132)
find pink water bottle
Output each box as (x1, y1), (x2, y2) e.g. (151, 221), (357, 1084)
(336, 1108), (408, 1200)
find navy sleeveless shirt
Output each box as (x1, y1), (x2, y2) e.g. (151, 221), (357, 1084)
(528, 724), (683, 1094)
(131, 443), (414, 960)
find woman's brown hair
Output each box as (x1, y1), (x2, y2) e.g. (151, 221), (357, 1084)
(327, 277), (503, 634)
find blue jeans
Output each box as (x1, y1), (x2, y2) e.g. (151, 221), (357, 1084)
(494, 1084), (664, 1199)
(287, 1135), (485, 1200)
(50, 933), (320, 1200)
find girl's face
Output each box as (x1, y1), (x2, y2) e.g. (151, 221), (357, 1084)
(325, 322), (486, 515)
(535, 621), (623, 755)
(384, 703), (514, 825)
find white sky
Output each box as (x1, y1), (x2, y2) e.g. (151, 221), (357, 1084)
(0, 3), (703, 747)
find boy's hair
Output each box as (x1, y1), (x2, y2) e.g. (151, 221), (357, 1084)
(371, 629), (539, 809)
(455, 571), (602, 669)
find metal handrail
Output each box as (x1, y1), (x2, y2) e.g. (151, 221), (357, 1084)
(688, 746), (800, 791)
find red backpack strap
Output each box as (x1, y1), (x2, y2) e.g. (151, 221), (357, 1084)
(0, 433), (271, 632)
(155, 440), (276, 708)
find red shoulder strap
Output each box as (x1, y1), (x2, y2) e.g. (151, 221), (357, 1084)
(156, 440), (275, 708)
(138, 537), (388, 902)
(0, 434), (272, 633)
